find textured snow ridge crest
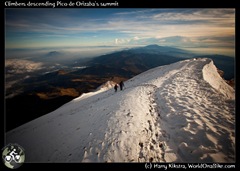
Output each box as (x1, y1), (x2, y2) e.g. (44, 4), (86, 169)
(202, 60), (235, 100)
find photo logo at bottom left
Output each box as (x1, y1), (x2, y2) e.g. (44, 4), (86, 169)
(2, 143), (25, 169)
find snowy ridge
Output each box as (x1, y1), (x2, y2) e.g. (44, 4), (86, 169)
(202, 60), (235, 100)
(6, 58), (235, 163)
(73, 81), (116, 102)
(96, 81), (116, 91)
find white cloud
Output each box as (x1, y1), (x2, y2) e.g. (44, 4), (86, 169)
(115, 38), (130, 45)
(133, 36), (139, 40)
(115, 38), (118, 45)
(5, 59), (43, 74)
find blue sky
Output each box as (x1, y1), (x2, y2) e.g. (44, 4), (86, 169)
(5, 8), (235, 56)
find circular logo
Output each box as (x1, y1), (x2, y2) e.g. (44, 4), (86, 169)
(2, 144), (25, 169)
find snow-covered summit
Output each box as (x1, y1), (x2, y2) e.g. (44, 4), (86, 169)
(6, 58), (235, 163)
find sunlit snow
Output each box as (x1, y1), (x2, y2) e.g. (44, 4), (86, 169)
(6, 58), (235, 163)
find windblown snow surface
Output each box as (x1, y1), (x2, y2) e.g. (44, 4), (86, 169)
(6, 58), (235, 163)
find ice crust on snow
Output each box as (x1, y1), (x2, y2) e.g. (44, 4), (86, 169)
(6, 58), (235, 163)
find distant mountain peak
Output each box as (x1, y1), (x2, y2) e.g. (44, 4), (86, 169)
(45, 51), (62, 57)
(145, 44), (160, 48)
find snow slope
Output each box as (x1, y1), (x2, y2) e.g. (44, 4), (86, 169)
(6, 58), (235, 163)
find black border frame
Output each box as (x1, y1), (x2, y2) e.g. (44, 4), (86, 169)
(1, 1), (239, 170)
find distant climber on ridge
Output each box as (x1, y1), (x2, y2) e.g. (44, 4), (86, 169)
(119, 81), (124, 91)
(114, 84), (118, 92)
